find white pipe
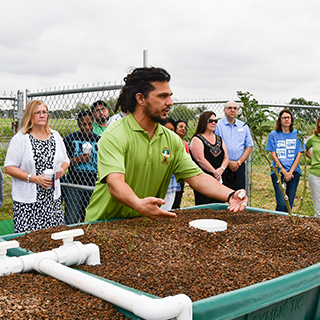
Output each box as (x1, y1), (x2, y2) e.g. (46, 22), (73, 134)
(39, 258), (192, 320)
(0, 230), (100, 275)
(133, 294), (193, 320)
(0, 256), (24, 276)
(2, 241), (100, 275)
(1, 230), (192, 319)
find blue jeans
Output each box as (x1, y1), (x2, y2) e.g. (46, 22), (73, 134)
(271, 172), (300, 212)
(62, 186), (93, 225)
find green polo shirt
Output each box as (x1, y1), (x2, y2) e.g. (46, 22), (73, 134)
(92, 122), (107, 136)
(306, 134), (320, 177)
(85, 114), (202, 221)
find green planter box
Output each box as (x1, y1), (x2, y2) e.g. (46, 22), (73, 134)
(0, 219), (14, 236)
(1, 204), (320, 320)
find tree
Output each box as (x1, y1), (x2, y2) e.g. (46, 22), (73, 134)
(288, 97), (319, 124)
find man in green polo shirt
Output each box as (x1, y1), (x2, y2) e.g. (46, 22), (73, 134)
(85, 67), (248, 221)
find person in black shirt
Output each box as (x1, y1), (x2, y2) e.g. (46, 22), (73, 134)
(190, 111), (229, 205)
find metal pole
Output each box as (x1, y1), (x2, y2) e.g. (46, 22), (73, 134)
(143, 50), (148, 67)
(16, 90), (24, 130)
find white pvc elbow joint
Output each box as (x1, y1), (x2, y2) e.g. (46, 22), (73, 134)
(133, 294), (193, 320)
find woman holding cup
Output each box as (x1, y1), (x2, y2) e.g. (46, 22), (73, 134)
(4, 100), (69, 233)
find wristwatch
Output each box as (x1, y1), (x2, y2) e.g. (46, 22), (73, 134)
(237, 160), (241, 166)
(26, 173), (31, 183)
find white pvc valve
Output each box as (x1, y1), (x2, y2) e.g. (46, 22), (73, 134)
(51, 229), (84, 245)
(0, 240), (19, 256)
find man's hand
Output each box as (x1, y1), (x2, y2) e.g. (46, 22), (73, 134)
(107, 173), (177, 220)
(227, 189), (248, 212)
(228, 160), (240, 172)
(135, 197), (177, 219)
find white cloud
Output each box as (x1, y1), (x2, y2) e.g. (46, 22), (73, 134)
(0, 0), (319, 103)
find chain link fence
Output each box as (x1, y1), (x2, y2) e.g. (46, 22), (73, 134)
(1, 86), (319, 235)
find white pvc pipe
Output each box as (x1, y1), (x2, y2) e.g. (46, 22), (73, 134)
(39, 258), (193, 320)
(0, 241), (100, 275)
(1, 231), (192, 319)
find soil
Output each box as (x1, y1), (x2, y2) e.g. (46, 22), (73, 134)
(2, 208), (320, 319)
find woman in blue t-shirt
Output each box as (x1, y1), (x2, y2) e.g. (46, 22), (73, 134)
(266, 109), (303, 212)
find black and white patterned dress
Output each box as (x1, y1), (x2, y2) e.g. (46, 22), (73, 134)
(13, 134), (65, 233)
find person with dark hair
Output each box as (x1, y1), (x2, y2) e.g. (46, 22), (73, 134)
(85, 67), (248, 222)
(63, 110), (100, 224)
(160, 117), (176, 132)
(172, 119), (189, 209)
(91, 100), (109, 136)
(215, 101), (253, 190)
(175, 120), (189, 153)
(190, 111), (229, 205)
(305, 116), (320, 217)
(266, 109), (303, 212)
(4, 100), (69, 233)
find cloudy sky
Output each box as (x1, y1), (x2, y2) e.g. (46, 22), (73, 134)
(1, 0), (319, 103)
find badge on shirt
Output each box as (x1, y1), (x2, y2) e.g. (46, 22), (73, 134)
(161, 148), (171, 164)
(238, 128), (244, 132)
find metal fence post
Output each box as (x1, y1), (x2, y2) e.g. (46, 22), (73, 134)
(16, 90), (24, 130)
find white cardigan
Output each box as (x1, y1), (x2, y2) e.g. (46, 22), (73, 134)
(4, 130), (70, 203)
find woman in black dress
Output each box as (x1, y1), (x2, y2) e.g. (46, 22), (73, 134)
(189, 111), (229, 205)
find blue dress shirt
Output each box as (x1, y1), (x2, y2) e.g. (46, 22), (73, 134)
(215, 117), (254, 161)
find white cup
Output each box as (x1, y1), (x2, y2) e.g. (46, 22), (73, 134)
(43, 169), (55, 189)
(83, 142), (93, 154)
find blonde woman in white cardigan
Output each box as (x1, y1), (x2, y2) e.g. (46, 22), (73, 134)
(5, 100), (69, 233)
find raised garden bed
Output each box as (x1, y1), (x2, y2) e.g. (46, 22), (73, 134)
(2, 204), (320, 319)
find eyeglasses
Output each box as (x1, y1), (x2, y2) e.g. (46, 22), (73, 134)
(94, 107), (107, 113)
(33, 110), (48, 115)
(207, 119), (218, 123)
(281, 116), (291, 120)
(225, 107), (238, 110)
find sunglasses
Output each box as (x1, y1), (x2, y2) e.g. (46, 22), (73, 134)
(207, 119), (218, 123)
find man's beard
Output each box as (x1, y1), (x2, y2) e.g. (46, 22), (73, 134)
(96, 117), (107, 125)
(144, 101), (167, 123)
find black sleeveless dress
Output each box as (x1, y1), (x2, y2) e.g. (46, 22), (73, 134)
(190, 133), (225, 205)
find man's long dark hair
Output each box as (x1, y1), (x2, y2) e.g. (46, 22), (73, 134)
(115, 67), (171, 114)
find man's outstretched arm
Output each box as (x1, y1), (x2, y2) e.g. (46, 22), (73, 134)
(106, 172), (177, 219)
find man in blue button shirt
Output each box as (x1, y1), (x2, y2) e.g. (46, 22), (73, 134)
(215, 100), (254, 190)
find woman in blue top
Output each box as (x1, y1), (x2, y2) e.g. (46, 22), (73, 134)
(266, 109), (303, 212)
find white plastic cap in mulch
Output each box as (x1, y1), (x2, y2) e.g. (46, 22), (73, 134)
(189, 219), (227, 233)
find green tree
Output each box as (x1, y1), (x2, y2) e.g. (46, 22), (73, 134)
(288, 97), (319, 124)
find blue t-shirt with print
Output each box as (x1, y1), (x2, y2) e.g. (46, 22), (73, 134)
(63, 131), (100, 185)
(266, 129), (303, 175)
